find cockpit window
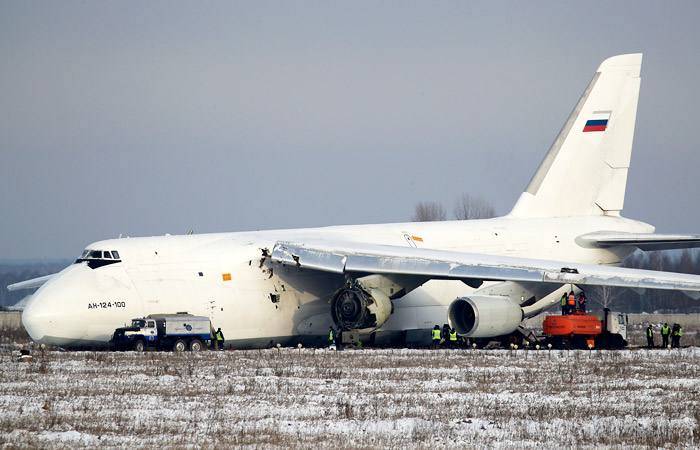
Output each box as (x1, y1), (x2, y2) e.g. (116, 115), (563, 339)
(75, 248), (122, 268)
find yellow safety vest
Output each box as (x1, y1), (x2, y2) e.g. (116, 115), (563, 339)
(449, 331), (458, 341)
(432, 329), (441, 340)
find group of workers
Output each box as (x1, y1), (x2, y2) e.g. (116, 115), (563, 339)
(560, 291), (587, 315)
(646, 322), (683, 349)
(431, 324), (462, 348)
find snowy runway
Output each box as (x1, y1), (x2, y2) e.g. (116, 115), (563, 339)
(1, 348), (698, 447)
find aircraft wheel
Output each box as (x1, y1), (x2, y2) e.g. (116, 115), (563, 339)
(189, 339), (204, 352)
(173, 339), (187, 352)
(134, 339), (146, 353)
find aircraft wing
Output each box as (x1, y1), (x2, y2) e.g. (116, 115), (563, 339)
(579, 232), (700, 251)
(6, 274), (55, 292)
(271, 241), (700, 299)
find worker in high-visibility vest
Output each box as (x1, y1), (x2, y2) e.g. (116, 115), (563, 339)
(328, 327), (336, 347)
(577, 292), (587, 313)
(660, 323), (671, 348)
(431, 325), (442, 349)
(645, 324), (654, 349)
(560, 293), (567, 315)
(449, 328), (458, 348)
(214, 328), (225, 350)
(441, 323), (451, 344)
(671, 324), (683, 348)
(567, 291), (576, 314)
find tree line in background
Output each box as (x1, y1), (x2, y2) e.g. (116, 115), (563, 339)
(412, 193), (497, 222)
(0, 261), (70, 309)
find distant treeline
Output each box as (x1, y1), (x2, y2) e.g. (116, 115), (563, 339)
(1, 250), (699, 312)
(0, 261), (71, 309)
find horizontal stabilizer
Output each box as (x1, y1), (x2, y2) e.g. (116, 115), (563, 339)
(579, 232), (700, 251)
(7, 274), (55, 292)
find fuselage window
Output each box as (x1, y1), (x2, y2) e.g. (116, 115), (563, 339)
(112, 251), (120, 260)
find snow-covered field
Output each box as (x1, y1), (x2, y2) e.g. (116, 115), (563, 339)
(1, 347), (699, 448)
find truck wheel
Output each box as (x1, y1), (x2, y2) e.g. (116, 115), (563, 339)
(189, 339), (204, 352)
(173, 339), (187, 352)
(134, 339), (146, 352)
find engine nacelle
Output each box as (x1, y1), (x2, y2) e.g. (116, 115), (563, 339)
(331, 285), (392, 331)
(448, 296), (523, 337)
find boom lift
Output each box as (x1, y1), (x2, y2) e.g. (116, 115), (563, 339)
(542, 308), (628, 349)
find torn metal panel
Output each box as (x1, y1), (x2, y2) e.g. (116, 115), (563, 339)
(271, 243), (346, 274)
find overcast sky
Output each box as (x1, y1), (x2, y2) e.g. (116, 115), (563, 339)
(1, 1), (699, 259)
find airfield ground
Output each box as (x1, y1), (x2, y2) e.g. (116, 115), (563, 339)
(0, 346), (698, 448)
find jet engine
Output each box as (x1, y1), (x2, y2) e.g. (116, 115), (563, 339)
(331, 284), (393, 331)
(448, 296), (523, 337)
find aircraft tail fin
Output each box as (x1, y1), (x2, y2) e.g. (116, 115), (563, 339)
(509, 53), (642, 218)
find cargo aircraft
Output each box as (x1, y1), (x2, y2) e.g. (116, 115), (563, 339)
(10, 54), (700, 349)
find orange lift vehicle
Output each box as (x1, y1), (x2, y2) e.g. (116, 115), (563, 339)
(542, 308), (628, 349)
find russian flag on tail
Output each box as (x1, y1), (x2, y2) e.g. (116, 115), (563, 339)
(583, 111), (611, 132)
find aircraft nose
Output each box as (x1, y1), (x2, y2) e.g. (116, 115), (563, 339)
(20, 264), (92, 346)
(22, 290), (56, 344)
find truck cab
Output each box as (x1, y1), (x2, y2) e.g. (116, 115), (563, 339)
(602, 308), (628, 347)
(135, 319), (157, 343)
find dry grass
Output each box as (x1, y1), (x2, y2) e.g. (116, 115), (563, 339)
(0, 347), (698, 448)
(0, 326), (29, 347)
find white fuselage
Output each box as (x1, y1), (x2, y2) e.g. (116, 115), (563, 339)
(21, 215), (653, 348)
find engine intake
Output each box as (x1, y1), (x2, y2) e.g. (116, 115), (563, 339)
(448, 296), (523, 337)
(331, 285), (392, 331)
